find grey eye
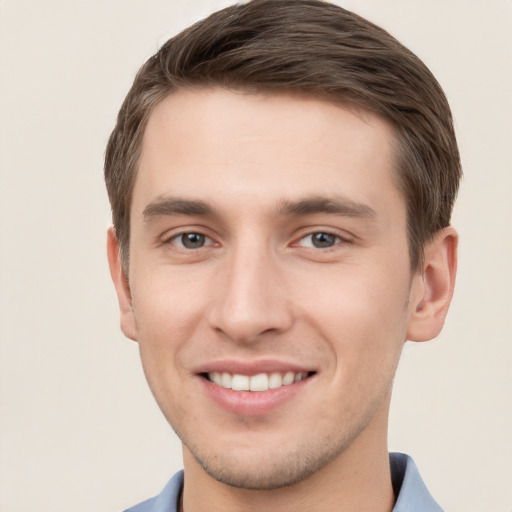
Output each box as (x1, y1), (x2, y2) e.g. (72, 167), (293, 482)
(299, 232), (339, 249)
(311, 232), (337, 248)
(179, 233), (206, 249)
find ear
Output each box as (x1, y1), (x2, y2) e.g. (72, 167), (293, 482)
(106, 227), (138, 342)
(407, 227), (458, 342)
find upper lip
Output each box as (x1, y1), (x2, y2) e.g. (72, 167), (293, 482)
(193, 358), (315, 376)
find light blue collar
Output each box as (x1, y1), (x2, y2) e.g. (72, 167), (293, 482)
(124, 452), (443, 512)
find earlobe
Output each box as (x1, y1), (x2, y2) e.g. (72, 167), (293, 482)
(407, 227), (458, 342)
(106, 227), (139, 342)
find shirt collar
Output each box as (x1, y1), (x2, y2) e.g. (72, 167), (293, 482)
(125, 453), (443, 512)
(390, 452), (444, 511)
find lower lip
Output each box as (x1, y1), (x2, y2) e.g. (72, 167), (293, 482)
(199, 375), (313, 416)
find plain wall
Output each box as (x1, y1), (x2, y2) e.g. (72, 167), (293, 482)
(0, 1), (511, 511)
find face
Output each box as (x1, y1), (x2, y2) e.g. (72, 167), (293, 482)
(113, 88), (427, 489)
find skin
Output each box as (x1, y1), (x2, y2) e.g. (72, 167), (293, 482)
(108, 88), (457, 512)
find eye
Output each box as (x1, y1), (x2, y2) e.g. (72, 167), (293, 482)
(168, 232), (214, 249)
(298, 232), (342, 249)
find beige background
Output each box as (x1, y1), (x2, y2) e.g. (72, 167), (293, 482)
(0, 1), (511, 511)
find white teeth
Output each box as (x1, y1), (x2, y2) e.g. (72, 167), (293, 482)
(210, 372), (221, 385)
(231, 374), (250, 391)
(221, 372), (232, 388)
(282, 371), (295, 386)
(249, 373), (269, 391)
(207, 371), (309, 391)
(268, 372), (283, 389)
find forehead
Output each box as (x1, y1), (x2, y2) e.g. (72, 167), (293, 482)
(134, 87), (403, 219)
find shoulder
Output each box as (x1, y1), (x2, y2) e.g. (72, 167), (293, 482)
(123, 471), (184, 512)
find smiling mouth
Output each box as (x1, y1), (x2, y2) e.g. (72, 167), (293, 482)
(203, 371), (315, 392)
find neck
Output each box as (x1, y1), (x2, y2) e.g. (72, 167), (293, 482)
(180, 408), (395, 512)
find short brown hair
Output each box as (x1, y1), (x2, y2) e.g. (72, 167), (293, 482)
(105, 0), (461, 271)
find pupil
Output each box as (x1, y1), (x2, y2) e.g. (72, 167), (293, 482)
(182, 233), (205, 248)
(312, 232), (335, 248)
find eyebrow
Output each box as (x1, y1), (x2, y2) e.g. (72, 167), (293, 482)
(143, 197), (215, 221)
(143, 195), (376, 221)
(274, 196), (376, 220)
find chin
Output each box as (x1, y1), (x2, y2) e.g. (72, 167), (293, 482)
(183, 431), (351, 491)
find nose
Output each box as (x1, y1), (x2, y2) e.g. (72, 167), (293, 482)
(206, 245), (293, 344)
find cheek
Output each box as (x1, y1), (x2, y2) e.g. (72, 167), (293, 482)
(130, 271), (209, 385)
(132, 268), (208, 332)
(298, 265), (410, 378)
(131, 277), (203, 424)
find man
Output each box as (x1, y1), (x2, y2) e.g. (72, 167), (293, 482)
(105, 1), (461, 510)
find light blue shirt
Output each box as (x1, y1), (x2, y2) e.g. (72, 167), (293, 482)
(124, 453), (443, 512)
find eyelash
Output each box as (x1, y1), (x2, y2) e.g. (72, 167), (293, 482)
(294, 231), (348, 249)
(165, 232), (216, 250)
